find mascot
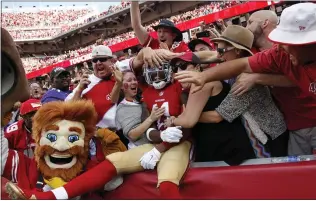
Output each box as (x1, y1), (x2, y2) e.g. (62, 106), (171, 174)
(6, 62), (192, 200)
(4, 100), (125, 199)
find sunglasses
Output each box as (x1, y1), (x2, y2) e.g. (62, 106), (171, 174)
(217, 47), (235, 56)
(173, 63), (190, 72)
(92, 57), (110, 63)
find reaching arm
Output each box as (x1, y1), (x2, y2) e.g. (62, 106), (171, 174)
(110, 82), (122, 104)
(128, 118), (154, 141)
(132, 47), (182, 74)
(173, 83), (212, 128)
(68, 88), (84, 101)
(199, 56), (253, 83)
(66, 74), (91, 101)
(199, 110), (223, 123)
(254, 74), (295, 87)
(194, 51), (222, 64)
(110, 66), (123, 104)
(216, 86), (263, 123)
(130, 1), (149, 45)
(128, 106), (165, 141)
(231, 73), (296, 96)
(131, 48), (146, 73)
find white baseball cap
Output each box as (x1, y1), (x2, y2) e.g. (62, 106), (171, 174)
(268, 3), (316, 45)
(92, 45), (113, 58)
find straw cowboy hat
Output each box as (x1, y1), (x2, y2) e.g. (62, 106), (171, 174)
(212, 25), (254, 55)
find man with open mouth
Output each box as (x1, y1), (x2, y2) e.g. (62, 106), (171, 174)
(29, 82), (43, 100)
(130, 1), (189, 53)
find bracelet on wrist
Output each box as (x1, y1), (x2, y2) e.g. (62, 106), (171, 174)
(146, 128), (156, 142)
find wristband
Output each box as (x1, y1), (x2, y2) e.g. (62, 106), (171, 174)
(152, 147), (162, 157)
(146, 128), (157, 142)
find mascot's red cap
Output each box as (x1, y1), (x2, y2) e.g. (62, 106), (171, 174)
(20, 99), (42, 116)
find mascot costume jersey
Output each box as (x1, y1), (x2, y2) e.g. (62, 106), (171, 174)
(6, 62), (192, 200)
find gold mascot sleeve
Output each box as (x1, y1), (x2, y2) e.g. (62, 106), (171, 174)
(96, 128), (127, 156)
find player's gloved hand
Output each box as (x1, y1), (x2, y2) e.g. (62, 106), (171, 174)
(139, 147), (162, 169)
(160, 126), (183, 143)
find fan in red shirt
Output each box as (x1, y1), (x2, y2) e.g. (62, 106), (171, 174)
(4, 99), (41, 158)
(176, 2), (316, 99)
(175, 3), (316, 155)
(188, 37), (217, 69)
(130, 2), (189, 53)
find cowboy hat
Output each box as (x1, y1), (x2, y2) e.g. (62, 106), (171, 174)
(212, 25), (254, 55)
(153, 19), (183, 42)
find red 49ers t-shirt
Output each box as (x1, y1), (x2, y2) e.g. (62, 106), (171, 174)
(248, 45), (316, 130)
(83, 78), (116, 123)
(142, 35), (190, 53)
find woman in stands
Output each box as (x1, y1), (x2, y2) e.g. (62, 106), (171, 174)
(115, 71), (165, 149)
(167, 45), (255, 166)
(169, 26), (288, 164)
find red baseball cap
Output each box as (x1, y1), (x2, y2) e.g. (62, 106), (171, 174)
(170, 52), (201, 67)
(170, 51), (221, 66)
(20, 99), (42, 116)
(188, 37), (215, 52)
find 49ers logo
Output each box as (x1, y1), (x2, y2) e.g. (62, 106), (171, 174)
(6, 122), (19, 133)
(152, 102), (170, 130)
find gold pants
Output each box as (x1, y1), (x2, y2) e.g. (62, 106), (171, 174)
(106, 141), (191, 186)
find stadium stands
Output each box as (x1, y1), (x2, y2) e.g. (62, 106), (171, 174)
(10, 1), (238, 74)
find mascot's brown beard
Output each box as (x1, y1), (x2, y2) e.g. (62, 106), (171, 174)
(35, 145), (89, 182)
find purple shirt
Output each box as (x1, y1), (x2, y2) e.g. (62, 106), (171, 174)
(41, 88), (71, 104)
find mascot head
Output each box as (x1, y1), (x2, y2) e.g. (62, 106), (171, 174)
(1, 28), (29, 124)
(143, 62), (173, 90)
(32, 100), (97, 182)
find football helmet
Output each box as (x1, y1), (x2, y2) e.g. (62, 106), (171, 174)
(143, 62), (173, 90)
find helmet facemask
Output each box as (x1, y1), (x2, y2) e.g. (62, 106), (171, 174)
(143, 62), (173, 90)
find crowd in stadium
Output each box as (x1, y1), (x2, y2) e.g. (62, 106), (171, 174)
(2, 0), (316, 199)
(2, 8), (93, 28)
(22, 45), (93, 73)
(12, 1), (239, 73)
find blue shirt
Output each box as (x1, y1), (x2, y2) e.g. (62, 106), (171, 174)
(41, 88), (71, 104)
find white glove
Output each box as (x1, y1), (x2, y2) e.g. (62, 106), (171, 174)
(139, 147), (162, 170)
(160, 126), (183, 143)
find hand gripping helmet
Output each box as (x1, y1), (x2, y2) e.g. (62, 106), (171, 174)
(143, 62), (173, 90)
